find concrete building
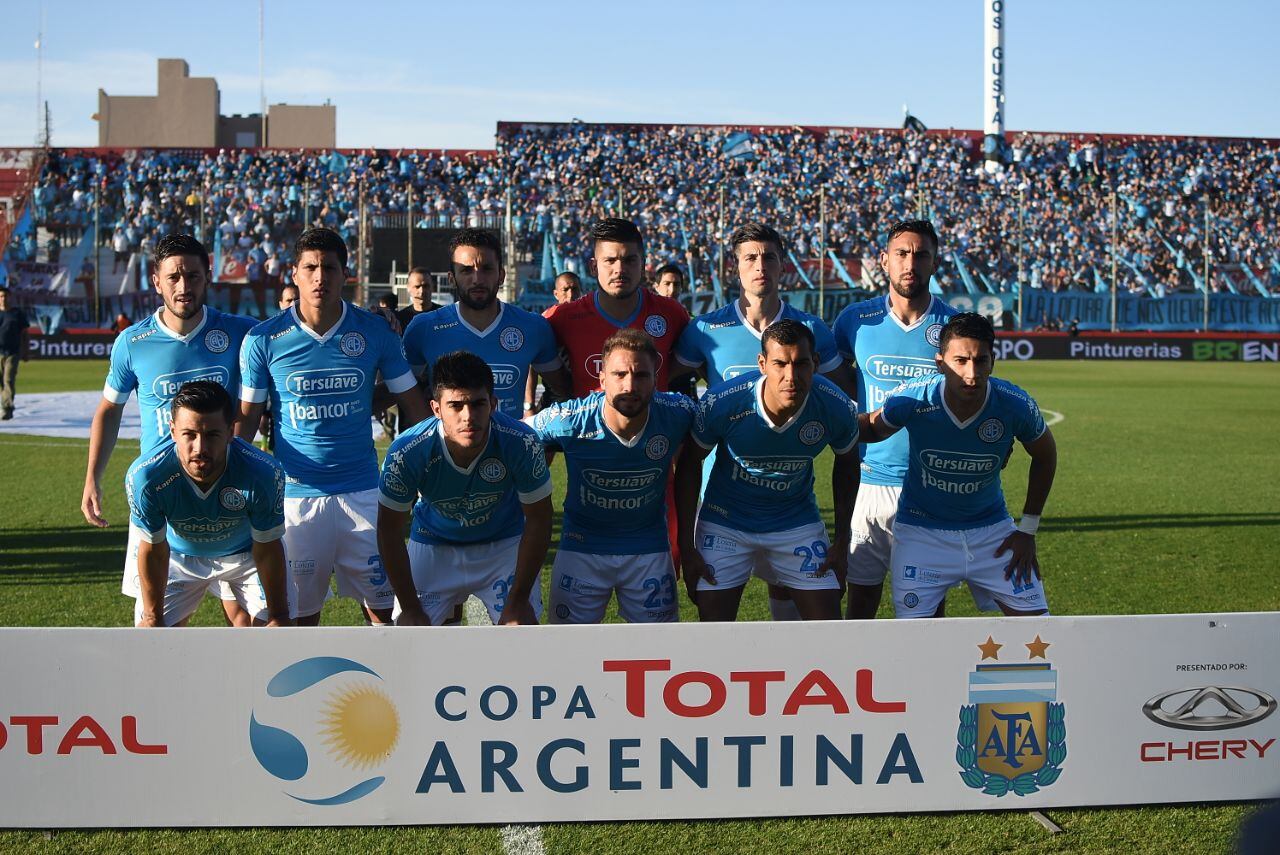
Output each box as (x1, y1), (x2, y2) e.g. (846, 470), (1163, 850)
(95, 59), (335, 149)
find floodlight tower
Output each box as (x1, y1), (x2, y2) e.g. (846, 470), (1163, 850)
(982, 0), (1006, 172)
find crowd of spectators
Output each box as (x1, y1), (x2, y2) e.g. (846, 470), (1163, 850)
(8, 125), (1278, 297)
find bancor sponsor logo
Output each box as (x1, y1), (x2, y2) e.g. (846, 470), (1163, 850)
(286, 368), (364, 397)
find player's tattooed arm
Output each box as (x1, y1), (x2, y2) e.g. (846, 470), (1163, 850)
(377, 505), (429, 626)
(820, 450), (859, 586)
(498, 496), (553, 626)
(857, 408), (899, 444)
(252, 539), (292, 627)
(236, 400), (266, 443)
(995, 428), (1057, 585)
(135, 539), (170, 628)
(674, 440), (713, 602)
(82, 398), (125, 527)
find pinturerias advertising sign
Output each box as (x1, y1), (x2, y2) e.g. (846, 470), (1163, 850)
(0, 614), (1275, 826)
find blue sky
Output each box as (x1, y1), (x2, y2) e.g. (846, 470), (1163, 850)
(2, 0), (1278, 149)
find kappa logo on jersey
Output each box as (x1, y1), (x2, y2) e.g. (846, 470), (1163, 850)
(978, 418), (1005, 443)
(204, 329), (230, 354)
(925, 323), (944, 347)
(152, 366), (231, 400)
(644, 315), (668, 338)
(220, 486), (247, 511)
(250, 657), (400, 806)
(490, 364), (519, 391)
(958, 636), (1066, 798)
(500, 327), (524, 352)
(479, 459), (507, 483)
(340, 332), (367, 358)
(645, 435), (670, 460)
(798, 421), (825, 445)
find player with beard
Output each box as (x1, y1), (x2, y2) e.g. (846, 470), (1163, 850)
(402, 229), (571, 419)
(832, 220), (970, 619)
(81, 234), (258, 625)
(125, 381), (290, 627)
(528, 329), (697, 624)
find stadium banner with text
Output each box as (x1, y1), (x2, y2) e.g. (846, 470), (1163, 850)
(25, 332), (117, 360)
(1022, 290), (1280, 332)
(0, 613), (1276, 828)
(992, 333), (1280, 362)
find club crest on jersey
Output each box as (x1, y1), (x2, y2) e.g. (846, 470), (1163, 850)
(798, 420), (825, 445)
(340, 332), (367, 358)
(499, 327), (524, 352)
(479, 459), (507, 483)
(926, 323), (944, 347)
(219, 487), (247, 511)
(644, 315), (668, 338)
(645, 435), (670, 460)
(958, 636), (1066, 798)
(204, 329), (230, 354)
(978, 418), (1005, 443)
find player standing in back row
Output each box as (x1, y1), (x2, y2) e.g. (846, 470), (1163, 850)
(81, 234), (258, 625)
(860, 313), (1056, 618)
(402, 228), (571, 419)
(832, 219), (958, 619)
(236, 227), (429, 626)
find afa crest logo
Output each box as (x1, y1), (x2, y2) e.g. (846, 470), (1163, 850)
(957, 635), (1066, 797)
(249, 657), (400, 805)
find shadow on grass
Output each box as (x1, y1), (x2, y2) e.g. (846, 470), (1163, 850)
(0, 526), (127, 584)
(1046, 513), (1280, 532)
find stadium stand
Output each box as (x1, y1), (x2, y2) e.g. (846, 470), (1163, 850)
(3, 124), (1277, 310)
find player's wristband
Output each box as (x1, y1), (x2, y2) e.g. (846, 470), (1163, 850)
(523, 402), (532, 411)
(1016, 514), (1041, 535)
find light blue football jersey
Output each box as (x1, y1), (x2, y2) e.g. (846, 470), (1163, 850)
(125, 437), (286, 560)
(533, 391), (696, 555)
(882, 374), (1047, 530)
(239, 303), (417, 498)
(832, 295), (957, 486)
(692, 372), (859, 533)
(379, 410), (552, 546)
(674, 300), (842, 386)
(402, 302), (560, 418)
(104, 307), (256, 455)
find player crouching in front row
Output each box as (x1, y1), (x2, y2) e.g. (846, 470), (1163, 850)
(376, 351), (553, 626)
(859, 312), (1057, 618)
(678, 319), (861, 621)
(126, 381), (292, 627)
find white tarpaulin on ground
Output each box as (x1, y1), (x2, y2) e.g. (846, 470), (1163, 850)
(0, 613), (1276, 827)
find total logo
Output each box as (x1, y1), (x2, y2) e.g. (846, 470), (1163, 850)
(250, 657), (401, 805)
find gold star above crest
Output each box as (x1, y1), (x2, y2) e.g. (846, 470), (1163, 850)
(1026, 635), (1051, 659)
(978, 636), (1002, 660)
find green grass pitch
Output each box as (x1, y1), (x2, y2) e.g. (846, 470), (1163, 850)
(0, 358), (1276, 853)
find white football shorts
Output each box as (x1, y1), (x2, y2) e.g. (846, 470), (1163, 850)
(393, 534), (541, 626)
(550, 550), (678, 624)
(283, 488), (392, 617)
(694, 520), (839, 592)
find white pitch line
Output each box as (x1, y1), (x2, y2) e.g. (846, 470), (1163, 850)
(463, 595), (549, 855)
(1042, 409), (1064, 427)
